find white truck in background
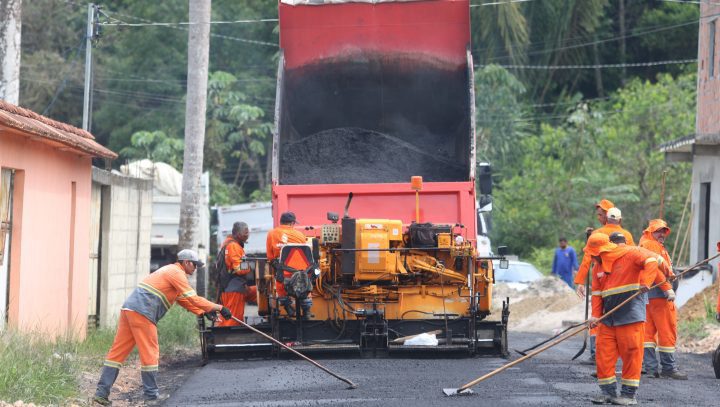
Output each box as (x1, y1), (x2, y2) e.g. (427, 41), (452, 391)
(215, 201), (273, 255)
(120, 160), (210, 271)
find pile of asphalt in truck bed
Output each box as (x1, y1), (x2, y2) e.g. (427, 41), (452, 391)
(279, 127), (466, 184)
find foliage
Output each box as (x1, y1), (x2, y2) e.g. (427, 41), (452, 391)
(205, 71), (273, 202)
(474, 65), (529, 178)
(492, 73), (694, 258)
(157, 306), (200, 352)
(0, 330), (79, 404)
(120, 130), (185, 169)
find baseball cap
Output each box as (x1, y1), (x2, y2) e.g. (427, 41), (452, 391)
(595, 199), (615, 212)
(280, 211), (297, 224)
(608, 232), (626, 244)
(584, 233), (617, 256)
(177, 249), (204, 267)
(607, 207), (622, 220)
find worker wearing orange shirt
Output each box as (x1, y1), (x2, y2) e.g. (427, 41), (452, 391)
(217, 222), (258, 326)
(266, 212), (308, 317)
(577, 204), (634, 366)
(585, 234), (670, 405)
(639, 219), (687, 380)
(94, 250), (230, 406)
(576, 205), (636, 295)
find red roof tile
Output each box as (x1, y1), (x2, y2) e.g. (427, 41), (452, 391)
(0, 99), (117, 159)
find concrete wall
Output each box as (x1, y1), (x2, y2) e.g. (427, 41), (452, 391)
(0, 130), (92, 338)
(92, 168), (153, 328)
(692, 4), (720, 274)
(689, 155), (720, 269)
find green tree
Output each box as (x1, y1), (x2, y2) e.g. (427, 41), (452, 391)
(205, 71), (273, 201)
(119, 130), (184, 169)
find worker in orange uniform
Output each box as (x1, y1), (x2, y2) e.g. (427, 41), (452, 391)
(266, 212), (308, 317)
(93, 250), (231, 406)
(586, 233), (671, 405)
(639, 219), (687, 380)
(576, 203), (635, 365)
(217, 221), (258, 326)
(576, 205), (636, 296)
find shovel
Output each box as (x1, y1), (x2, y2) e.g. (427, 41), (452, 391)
(229, 316), (358, 389)
(444, 248), (720, 396)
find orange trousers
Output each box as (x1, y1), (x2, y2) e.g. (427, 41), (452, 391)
(217, 287), (258, 326)
(644, 298), (677, 352)
(596, 322), (644, 389)
(104, 310), (159, 372)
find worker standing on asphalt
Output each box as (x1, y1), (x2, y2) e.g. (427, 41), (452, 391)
(586, 233), (670, 405)
(217, 222), (258, 326)
(93, 249), (231, 406)
(639, 219), (687, 380)
(552, 237), (578, 288)
(266, 212), (308, 317)
(576, 202), (635, 365)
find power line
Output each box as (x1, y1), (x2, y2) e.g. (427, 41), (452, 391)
(471, 0), (534, 6)
(98, 7), (279, 48)
(478, 58), (697, 70)
(99, 18), (278, 27)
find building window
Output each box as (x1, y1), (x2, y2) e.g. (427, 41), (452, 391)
(710, 20), (716, 79)
(698, 182), (711, 261)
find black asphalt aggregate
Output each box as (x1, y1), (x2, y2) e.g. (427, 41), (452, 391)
(165, 332), (720, 406)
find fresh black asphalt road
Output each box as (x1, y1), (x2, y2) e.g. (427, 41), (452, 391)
(165, 332), (719, 406)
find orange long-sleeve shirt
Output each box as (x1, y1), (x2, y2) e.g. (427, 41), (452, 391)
(575, 224), (635, 285)
(591, 247), (663, 326)
(122, 263), (219, 324)
(223, 236), (251, 276)
(266, 224), (307, 262)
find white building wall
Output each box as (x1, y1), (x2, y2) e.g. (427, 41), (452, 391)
(92, 168), (152, 327)
(689, 154), (720, 272)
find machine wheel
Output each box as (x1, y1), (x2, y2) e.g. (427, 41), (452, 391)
(713, 343), (720, 379)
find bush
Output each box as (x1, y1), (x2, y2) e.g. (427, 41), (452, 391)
(157, 306), (201, 353)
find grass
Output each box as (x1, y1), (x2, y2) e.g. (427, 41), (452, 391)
(0, 306), (201, 404)
(678, 296), (719, 342)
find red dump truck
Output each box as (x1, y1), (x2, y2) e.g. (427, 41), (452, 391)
(200, 0), (507, 359)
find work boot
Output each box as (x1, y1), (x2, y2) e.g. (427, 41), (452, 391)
(610, 395), (637, 405)
(645, 370), (659, 378)
(591, 394), (613, 404)
(93, 396), (112, 406)
(660, 370), (688, 380)
(580, 356), (596, 366)
(143, 393), (169, 406)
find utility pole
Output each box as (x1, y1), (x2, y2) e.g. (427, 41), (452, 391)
(179, 0), (211, 295)
(0, 0), (22, 105)
(82, 3), (100, 132)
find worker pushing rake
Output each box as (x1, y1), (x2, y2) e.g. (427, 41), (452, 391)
(444, 239), (720, 405)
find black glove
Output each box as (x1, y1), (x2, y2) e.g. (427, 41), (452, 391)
(219, 306), (233, 321)
(204, 311), (217, 322)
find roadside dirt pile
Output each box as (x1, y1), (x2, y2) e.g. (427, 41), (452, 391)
(677, 279), (720, 354)
(493, 276), (585, 333)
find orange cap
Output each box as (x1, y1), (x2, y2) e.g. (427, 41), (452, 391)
(644, 219), (671, 236)
(595, 199), (615, 212)
(584, 233), (617, 256)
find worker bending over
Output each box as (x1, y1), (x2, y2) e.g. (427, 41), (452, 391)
(93, 250), (231, 406)
(266, 212), (309, 317)
(639, 219), (686, 380)
(217, 221), (258, 326)
(576, 205), (636, 296)
(586, 233), (670, 405)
